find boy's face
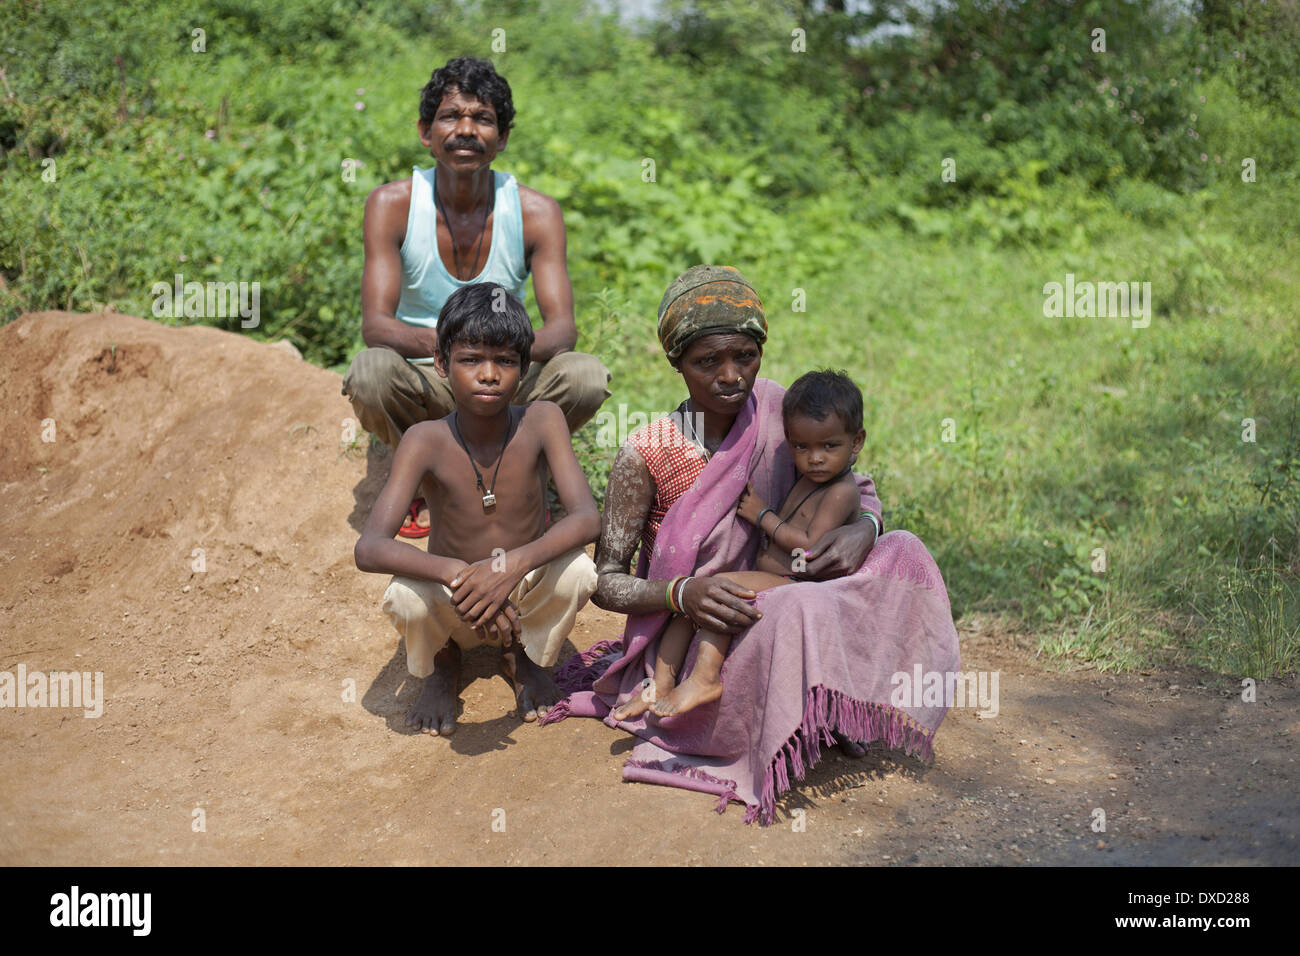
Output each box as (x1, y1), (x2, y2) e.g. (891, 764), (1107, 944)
(435, 340), (523, 416)
(784, 411), (864, 483)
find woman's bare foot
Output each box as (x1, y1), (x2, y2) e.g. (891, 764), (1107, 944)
(499, 644), (560, 721)
(651, 673), (722, 717)
(612, 677), (671, 721)
(405, 644), (461, 736)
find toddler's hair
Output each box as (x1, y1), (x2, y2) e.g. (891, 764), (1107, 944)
(782, 369), (863, 434)
(436, 283), (534, 373)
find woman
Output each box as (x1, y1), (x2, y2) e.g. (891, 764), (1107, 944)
(542, 266), (961, 825)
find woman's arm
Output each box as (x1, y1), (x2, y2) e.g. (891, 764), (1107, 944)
(593, 445), (762, 634)
(592, 444), (669, 614)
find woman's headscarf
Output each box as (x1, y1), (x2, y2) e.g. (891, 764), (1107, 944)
(657, 265), (767, 362)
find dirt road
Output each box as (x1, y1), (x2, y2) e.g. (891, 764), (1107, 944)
(2, 312), (1295, 865)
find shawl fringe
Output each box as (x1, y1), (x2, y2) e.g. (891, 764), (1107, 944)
(747, 685), (936, 826)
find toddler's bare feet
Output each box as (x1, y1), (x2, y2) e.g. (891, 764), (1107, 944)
(612, 677), (670, 722)
(650, 673), (722, 717)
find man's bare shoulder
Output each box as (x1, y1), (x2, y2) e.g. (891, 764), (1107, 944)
(365, 178), (413, 225)
(517, 184), (564, 224)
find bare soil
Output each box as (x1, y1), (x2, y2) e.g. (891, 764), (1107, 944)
(1, 311), (1295, 866)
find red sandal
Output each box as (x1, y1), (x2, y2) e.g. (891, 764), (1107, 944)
(397, 497), (430, 539)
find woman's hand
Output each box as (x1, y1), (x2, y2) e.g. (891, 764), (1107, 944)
(800, 520), (877, 579)
(735, 482), (768, 525)
(450, 557), (524, 627)
(678, 575), (762, 634)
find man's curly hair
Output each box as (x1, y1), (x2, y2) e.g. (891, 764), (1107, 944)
(418, 57), (515, 133)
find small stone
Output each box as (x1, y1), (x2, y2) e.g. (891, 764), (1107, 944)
(182, 585), (191, 593)
(1096, 840), (1106, 850)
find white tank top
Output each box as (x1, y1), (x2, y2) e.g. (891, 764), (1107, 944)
(396, 167), (530, 365)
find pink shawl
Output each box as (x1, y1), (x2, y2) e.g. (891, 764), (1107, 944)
(542, 378), (961, 824)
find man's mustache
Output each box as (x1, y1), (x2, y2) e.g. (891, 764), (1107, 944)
(447, 138), (483, 152)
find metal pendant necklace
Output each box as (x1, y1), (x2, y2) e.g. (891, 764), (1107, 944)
(450, 406), (517, 513)
(434, 172), (494, 280)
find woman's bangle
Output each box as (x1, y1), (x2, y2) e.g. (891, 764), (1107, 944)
(666, 575), (684, 613)
(858, 510), (882, 538)
(674, 575), (693, 616)
(755, 507), (774, 528)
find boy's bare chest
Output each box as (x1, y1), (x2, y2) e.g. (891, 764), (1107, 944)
(428, 427), (547, 533)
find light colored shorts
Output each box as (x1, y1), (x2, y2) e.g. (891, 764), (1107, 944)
(381, 547), (598, 676)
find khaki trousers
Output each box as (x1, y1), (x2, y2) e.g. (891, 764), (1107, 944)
(341, 346), (611, 449)
(381, 547), (598, 675)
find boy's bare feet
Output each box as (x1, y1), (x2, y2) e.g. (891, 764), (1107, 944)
(405, 643), (461, 736)
(500, 644), (560, 722)
(612, 676), (671, 722)
(650, 673), (722, 717)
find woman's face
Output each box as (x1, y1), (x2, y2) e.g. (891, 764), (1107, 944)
(676, 332), (762, 417)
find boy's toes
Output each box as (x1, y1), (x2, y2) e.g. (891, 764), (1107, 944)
(436, 716), (457, 736)
(517, 688), (539, 722)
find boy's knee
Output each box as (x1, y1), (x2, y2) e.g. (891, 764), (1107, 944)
(381, 577), (434, 624)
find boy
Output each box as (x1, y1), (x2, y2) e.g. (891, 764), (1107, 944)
(354, 283), (600, 736)
(613, 369), (866, 720)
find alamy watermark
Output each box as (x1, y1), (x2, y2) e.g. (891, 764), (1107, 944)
(1, 664), (103, 718)
(1042, 273), (1151, 328)
(151, 273), (260, 327)
(593, 403), (708, 449)
(890, 666), (999, 718)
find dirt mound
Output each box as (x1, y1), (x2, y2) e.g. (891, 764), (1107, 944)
(1, 311), (1296, 865)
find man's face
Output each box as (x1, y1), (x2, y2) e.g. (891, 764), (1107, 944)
(418, 88), (508, 173)
(435, 339), (523, 417)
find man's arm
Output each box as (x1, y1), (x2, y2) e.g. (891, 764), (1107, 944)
(354, 423), (465, 584)
(519, 186), (577, 363)
(360, 181), (438, 359)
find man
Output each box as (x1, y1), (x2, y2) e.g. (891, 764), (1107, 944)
(342, 57), (611, 537)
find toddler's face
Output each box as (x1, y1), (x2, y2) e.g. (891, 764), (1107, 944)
(784, 411), (864, 483)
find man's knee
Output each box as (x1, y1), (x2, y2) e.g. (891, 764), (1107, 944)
(341, 346), (406, 405)
(539, 351), (611, 431)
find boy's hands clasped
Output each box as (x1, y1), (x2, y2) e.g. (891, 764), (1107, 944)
(449, 557), (525, 644)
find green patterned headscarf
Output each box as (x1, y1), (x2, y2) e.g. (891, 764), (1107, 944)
(657, 265), (767, 363)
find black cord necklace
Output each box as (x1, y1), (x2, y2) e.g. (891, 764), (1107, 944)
(780, 465), (853, 522)
(433, 170), (494, 279)
(450, 406), (517, 513)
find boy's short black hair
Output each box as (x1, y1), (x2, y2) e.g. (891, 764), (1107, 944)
(782, 369), (864, 434)
(435, 283), (533, 373)
(419, 57), (515, 133)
